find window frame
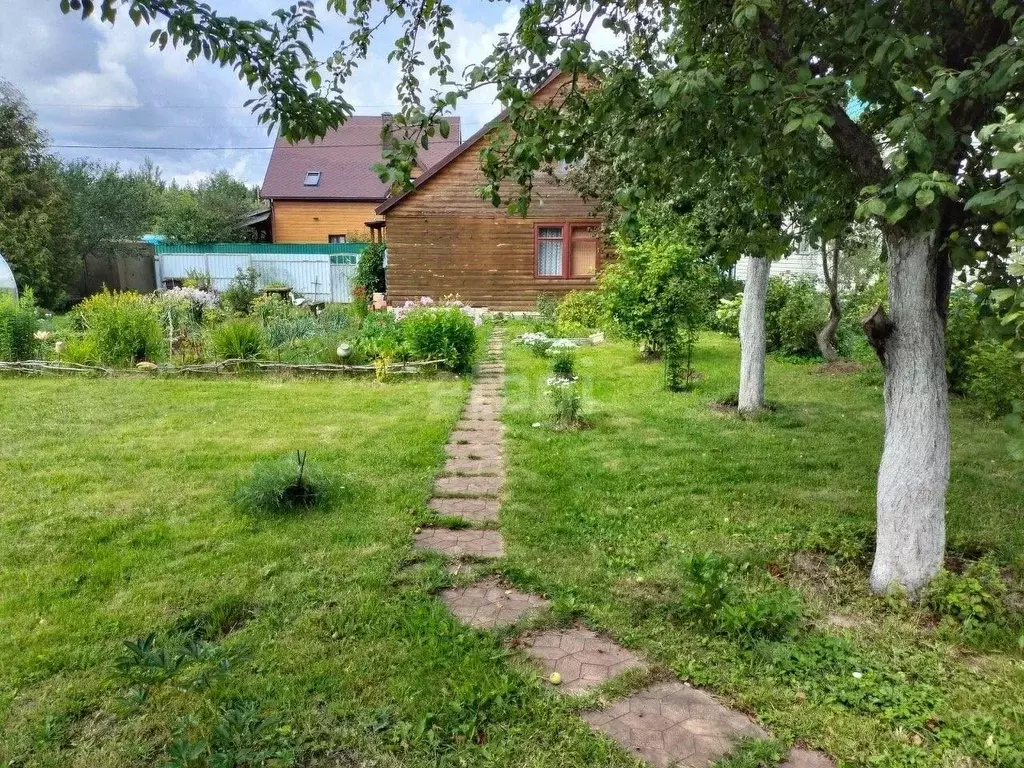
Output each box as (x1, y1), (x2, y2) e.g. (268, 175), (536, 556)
(533, 221), (602, 280)
(328, 234), (347, 244)
(303, 171), (322, 187)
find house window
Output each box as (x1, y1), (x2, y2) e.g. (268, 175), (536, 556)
(328, 234), (346, 244)
(535, 223), (600, 279)
(303, 171), (322, 187)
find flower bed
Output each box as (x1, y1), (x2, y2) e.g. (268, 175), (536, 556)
(17, 284), (485, 377)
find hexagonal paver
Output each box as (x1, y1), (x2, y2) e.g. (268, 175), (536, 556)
(445, 442), (502, 460)
(442, 457), (504, 476)
(440, 577), (550, 629)
(454, 420), (503, 434)
(450, 430), (502, 446)
(781, 749), (835, 768)
(429, 496), (500, 522)
(583, 681), (767, 768)
(461, 407), (501, 421)
(521, 627), (646, 694)
(434, 475), (503, 498)
(413, 528), (505, 558)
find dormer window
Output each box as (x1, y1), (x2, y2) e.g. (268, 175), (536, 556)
(303, 171), (322, 187)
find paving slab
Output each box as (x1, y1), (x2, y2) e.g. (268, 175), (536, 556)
(445, 442), (502, 460)
(449, 430), (503, 445)
(442, 457), (504, 476)
(440, 577), (550, 629)
(434, 474), (503, 498)
(429, 496), (500, 522)
(583, 681), (767, 768)
(521, 627), (645, 694)
(461, 405), (501, 417)
(454, 420), (504, 433)
(781, 749), (835, 768)
(413, 528), (505, 558)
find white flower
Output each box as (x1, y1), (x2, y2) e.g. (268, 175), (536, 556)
(852, 671), (863, 679)
(549, 339), (578, 351)
(33, 330), (52, 341)
(419, 296), (434, 305)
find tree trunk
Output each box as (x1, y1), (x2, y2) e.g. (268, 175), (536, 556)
(868, 230), (949, 596)
(738, 255), (769, 413)
(817, 242), (842, 362)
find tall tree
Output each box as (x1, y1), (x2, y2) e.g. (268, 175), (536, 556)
(156, 171), (261, 244)
(60, 160), (164, 252)
(0, 80), (79, 308)
(58, 0), (1024, 594)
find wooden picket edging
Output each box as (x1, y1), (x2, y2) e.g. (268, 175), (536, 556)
(0, 359), (445, 378)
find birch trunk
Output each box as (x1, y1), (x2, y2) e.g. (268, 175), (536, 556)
(738, 255), (770, 413)
(869, 230), (949, 595)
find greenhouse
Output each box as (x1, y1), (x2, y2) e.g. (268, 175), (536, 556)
(0, 253), (17, 299)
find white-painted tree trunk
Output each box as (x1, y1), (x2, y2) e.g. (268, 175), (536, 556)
(738, 255), (769, 413)
(870, 231), (949, 596)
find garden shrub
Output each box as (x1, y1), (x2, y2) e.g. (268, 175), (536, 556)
(714, 293), (743, 338)
(401, 305), (477, 372)
(964, 341), (1024, 419)
(556, 290), (603, 330)
(535, 293), (559, 329)
(0, 292), (38, 361)
(233, 452), (339, 516)
(221, 266), (261, 314)
(945, 288), (982, 393)
(76, 290), (165, 366)
(354, 243), (387, 295)
(209, 319), (266, 360)
(763, 277), (793, 352)
(775, 277), (826, 357)
(600, 230), (715, 360)
(356, 310), (405, 361)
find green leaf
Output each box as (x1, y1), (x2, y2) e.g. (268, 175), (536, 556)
(896, 178), (919, 199)
(991, 288), (1016, 303)
(915, 188), (936, 208)
(749, 72), (768, 92)
(866, 198), (886, 216)
(783, 119), (802, 135)
(887, 203), (911, 223)
(993, 152), (1024, 170)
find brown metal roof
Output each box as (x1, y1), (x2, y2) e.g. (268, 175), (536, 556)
(260, 116), (462, 201)
(376, 71), (564, 215)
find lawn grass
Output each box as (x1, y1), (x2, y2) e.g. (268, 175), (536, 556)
(3, 331), (1022, 768)
(0, 373), (633, 768)
(501, 330), (1024, 767)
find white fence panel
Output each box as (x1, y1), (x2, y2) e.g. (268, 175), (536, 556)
(155, 247), (360, 303)
(330, 263), (358, 303)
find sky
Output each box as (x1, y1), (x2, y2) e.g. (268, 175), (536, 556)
(0, 0), (523, 188)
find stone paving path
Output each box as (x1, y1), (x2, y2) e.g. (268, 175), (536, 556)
(412, 327), (835, 768)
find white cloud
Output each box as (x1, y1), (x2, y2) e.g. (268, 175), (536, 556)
(0, 1), (619, 185)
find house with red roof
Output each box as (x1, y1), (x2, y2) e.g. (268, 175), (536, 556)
(260, 115), (462, 244)
(375, 72), (603, 310)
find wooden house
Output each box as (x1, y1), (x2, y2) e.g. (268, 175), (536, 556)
(376, 72), (604, 311)
(260, 116), (462, 244)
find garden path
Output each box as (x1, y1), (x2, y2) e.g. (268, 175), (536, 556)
(413, 327), (835, 768)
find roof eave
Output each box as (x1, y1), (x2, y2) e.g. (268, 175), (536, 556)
(376, 70), (563, 216)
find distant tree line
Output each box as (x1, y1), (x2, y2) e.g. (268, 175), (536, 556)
(0, 80), (262, 308)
